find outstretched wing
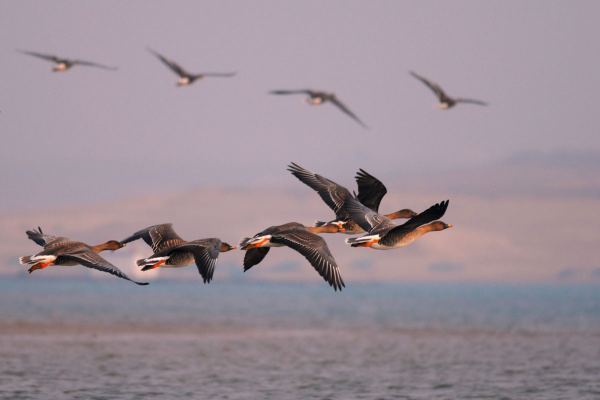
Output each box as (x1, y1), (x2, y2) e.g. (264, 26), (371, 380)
(287, 162), (352, 215)
(269, 89), (313, 96)
(61, 251), (148, 285)
(201, 72), (236, 77)
(355, 169), (387, 212)
(379, 200), (449, 246)
(173, 239), (221, 283)
(243, 248), (270, 272)
(328, 95), (367, 128)
(271, 229), (344, 291)
(25, 226), (69, 248)
(340, 196), (396, 233)
(455, 97), (488, 106)
(72, 59), (117, 70)
(120, 224), (185, 253)
(410, 71), (448, 100)
(17, 49), (61, 63)
(148, 48), (189, 77)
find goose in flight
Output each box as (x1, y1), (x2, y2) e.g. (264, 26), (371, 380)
(288, 162), (416, 234)
(269, 89), (367, 128)
(240, 222), (344, 291)
(410, 71), (487, 109)
(17, 49), (117, 72)
(342, 197), (452, 250)
(148, 48), (236, 86)
(120, 224), (236, 284)
(19, 227), (147, 285)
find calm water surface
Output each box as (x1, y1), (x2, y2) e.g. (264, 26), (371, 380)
(1, 278), (599, 399)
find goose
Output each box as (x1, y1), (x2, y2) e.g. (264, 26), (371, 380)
(19, 227), (147, 285)
(17, 49), (117, 71)
(148, 48), (236, 86)
(288, 162), (416, 234)
(410, 71), (487, 109)
(240, 222), (344, 291)
(342, 197), (452, 249)
(269, 89), (367, 128)
(120, 224), (236, 283)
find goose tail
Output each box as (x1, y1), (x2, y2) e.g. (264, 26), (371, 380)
(137, 256), (169, 271)
(345, 235), (376, 247)
(19, 256), (33, 264)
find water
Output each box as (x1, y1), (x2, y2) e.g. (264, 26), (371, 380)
(1, 278), (599, 399)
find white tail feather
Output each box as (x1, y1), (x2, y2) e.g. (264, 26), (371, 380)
(19, 256), (31, 265)
(345, 235), (378, 245)
(137, 256), (169, 267)
(20, 255), (56, 265)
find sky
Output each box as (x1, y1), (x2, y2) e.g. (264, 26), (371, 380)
(1, 1), (599, 284)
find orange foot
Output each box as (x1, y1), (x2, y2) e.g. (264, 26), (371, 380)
(28, 261), (52, 274)
(246, 238), (268, 249)
(351, 239), (378, 248)
(141, 260), (166, 271)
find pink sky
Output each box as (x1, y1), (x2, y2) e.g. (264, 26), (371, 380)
(1, 1), (599, 284)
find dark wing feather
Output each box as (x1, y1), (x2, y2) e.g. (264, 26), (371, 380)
(17, 50), (61, 63)
(355, 169), (387, 212)
(269, 89), (313, 95)
(397, 200), (449, 231)
(173, 239), (221, 283)
(201, 72), (236, 77)
(287, 162), (352, 214)
(379, 200), (449, 246)
(120, 224), (184, 253)
(72, 59), (117, 70)
(410, 71), (447, 100)
(271, 230), (344, 291)
(120, 226), (156, 247)
(455, 98), (488, 106)
(243, 248), (270, 271)
(60, 251), (148, 285)
(328, 95), (367, 128)
(26, 227), (62, 247)
(148, 48), (188, 77)
(340, 196), (396, 233)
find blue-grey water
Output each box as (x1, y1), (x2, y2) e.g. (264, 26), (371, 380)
(1, 278), (600, 399)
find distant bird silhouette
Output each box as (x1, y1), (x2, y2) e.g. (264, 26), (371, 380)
(148, 48), (236, 86)
(269, 89), (367, 128)
(410, 71), (487, 109)
(19, 227), (147, 285)
(240, 222), (344, 291)
(120, 223), (236, 284)
(17, 49), (117, 72)
(342, 198), (452, 250)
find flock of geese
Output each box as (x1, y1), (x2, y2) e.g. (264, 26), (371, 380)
(15, 47), (472, 291)
(16, 49), (488, 127)
(20, 163), (452, 292)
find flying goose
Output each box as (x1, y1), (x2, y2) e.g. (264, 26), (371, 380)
(120, 224), (236, 283)
(269, 89), (367, 128)
(148, 48), (236, 86)
(17, 49), (117, 72)
(240, 222), (344, 291)
(342, 198), (452, 249)
(288, 162), (416, 234)
(410, 71), (488, 109)
(19, 227), (147, 285)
